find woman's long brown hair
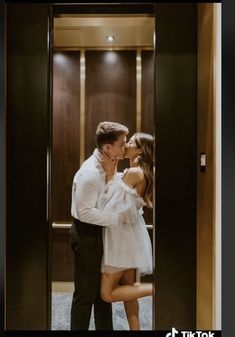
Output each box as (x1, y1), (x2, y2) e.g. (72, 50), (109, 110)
(134, 132), (154, 208)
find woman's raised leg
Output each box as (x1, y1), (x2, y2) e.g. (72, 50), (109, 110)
(101, 271), (152, 303)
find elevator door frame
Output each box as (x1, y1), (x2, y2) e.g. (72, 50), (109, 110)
(50, 2), (157, 331)
(5, 2), (199, 330)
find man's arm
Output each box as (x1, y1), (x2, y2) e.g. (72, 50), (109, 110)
(72, 170), (120, 226)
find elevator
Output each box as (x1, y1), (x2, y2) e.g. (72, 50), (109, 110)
(51, 10), (155, 330)
(4, 2), (221, 331)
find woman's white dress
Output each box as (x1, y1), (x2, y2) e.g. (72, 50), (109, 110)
(98, 170), (153, 276)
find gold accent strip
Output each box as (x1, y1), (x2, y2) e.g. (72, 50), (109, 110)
(54, 46), (154, 51)
(136, 49), (142, 132)
(57, 14), (154, 18)
(52, 223), (72, 228)
(52, 223), (152, 229)
(80, 49), (85, 165)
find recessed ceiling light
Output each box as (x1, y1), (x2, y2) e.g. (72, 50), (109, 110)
(106, 35), (114, 42)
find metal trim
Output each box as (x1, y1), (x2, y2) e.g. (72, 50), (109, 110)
(80, 49), (86, 165)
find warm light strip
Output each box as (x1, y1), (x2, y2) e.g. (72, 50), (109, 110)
(52, 223), (153, 229)
(136, 49), (142, 132)
(53, 46), (154, 51)
(80, 49), (86, 165)
(213, 3), (221, 330)
(52, 223), (72, 228)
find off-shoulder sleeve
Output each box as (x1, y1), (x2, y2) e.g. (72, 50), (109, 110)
(98, 176), (145, 226)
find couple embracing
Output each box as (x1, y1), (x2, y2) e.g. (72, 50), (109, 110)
(70, 121), (153, 330)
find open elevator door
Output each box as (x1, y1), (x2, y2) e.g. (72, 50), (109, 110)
(5, 2), (198, 330)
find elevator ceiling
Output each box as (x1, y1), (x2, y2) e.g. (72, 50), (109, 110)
(54, 15), (155, 49)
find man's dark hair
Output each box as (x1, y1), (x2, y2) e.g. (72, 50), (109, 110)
(95, 121), (129, 149)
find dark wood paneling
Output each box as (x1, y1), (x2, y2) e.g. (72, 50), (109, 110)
(52, 49), (154, 282)
(52, 50), (155, 223)
(155, 3), (197, 329)
(52, 51), (80, 222)
(52, 228), (74, 281)
(142, 50), (154, 135)
(6, 4), (50, 329)
(85, 50), (136, 173)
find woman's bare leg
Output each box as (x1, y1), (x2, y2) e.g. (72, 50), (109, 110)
(101, 271), (152, 303)
(119, 269), (140, 330)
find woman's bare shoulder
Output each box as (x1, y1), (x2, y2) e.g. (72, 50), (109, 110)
(125, 166), (144, 176)
(123, 167), (144, 187)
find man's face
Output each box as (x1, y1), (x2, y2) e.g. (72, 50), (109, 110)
(108, 134), (127, 160)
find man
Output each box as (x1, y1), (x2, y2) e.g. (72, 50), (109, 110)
(70, 121), (129, 330)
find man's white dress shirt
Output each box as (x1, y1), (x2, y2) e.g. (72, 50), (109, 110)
(71, 149), (120, 227)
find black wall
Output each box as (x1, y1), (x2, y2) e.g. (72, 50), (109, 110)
(155, 3), (197, 329)
(6, 4), (51, 329)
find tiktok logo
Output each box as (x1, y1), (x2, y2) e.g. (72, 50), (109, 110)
(165, 330), (215, 337)
(166, 327), (179, 337)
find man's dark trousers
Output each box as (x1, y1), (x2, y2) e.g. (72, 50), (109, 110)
(69, 219), (113, 330)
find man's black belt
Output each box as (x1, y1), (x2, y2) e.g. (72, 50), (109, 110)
(73, 217), (103, 238)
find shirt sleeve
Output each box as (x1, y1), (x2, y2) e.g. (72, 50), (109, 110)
(72, 169), (120, 227)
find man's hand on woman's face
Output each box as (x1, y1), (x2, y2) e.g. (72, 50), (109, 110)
(100, 151), (118, 182)
(100, 151), (118, 172)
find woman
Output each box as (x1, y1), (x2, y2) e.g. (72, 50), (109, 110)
(98, 132), (154, 330)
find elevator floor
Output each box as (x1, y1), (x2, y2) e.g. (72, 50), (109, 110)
(52, 291), (152, 330)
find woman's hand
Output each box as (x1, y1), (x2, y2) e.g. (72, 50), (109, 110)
(100, 151), (118, 182)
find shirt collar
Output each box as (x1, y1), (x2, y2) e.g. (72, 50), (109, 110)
(93, 148), (106, 176)
(93, 148), (101, 160)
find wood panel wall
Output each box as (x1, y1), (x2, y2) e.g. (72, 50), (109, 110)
(52, 228), (74, 281)
(142, 50), (154, 135)
(85, 50), (136, 171)
(51, 50), (154, 281)
(52, 50), (155, 223)
(52, 51), (80, 222)
(197, 3), (215, 329)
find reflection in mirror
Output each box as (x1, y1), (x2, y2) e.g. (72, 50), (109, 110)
(51, 9), (155, 330)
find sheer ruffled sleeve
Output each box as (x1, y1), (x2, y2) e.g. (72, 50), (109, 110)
(98, 175), (145, 226)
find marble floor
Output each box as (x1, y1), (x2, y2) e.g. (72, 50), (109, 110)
(52, 292), (152, 330)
